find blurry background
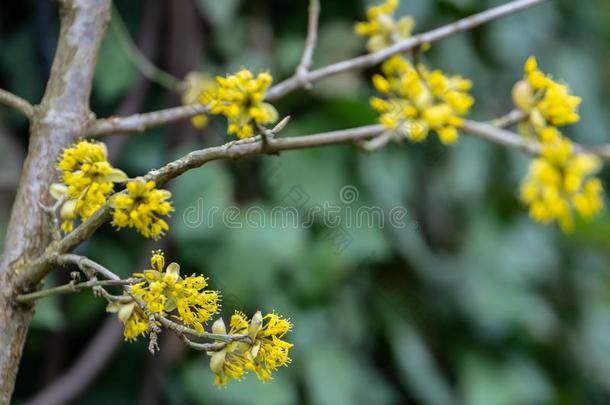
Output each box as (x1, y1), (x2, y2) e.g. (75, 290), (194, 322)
(2, 0), (610, 404)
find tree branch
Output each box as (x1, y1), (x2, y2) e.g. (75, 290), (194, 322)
(88, 103), (209, 136)
(486, 109), (527, 128)
(16, 278), (135, 303)
(19, 124), (383, 287)
(0, 88), (35, 119)
(295, 0), (320, 82)
(265, 0), (548, 100)
(461, 119), (540, 155)
(53, 254), (121, 281)
(84, 0), (547, 137)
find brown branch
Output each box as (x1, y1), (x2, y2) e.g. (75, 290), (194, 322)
(88, 104), (209, 136)
(54, 254), (121, 281)
(461, 119), (540, 155)
(295, 0), (320, 83)
(20, 124), (382, 287)
(84, 0), (546, 137)
(0, 88), (35, 119)
(265, 0), (548, 100)
(486, 109), (527, 128)
(16, 278), (135, 303)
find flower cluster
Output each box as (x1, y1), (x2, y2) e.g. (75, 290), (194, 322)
(105, 250), (294, 383)
(370, 56), (474, 144)
(182, 72), (218, 128)
(512, 57), (603, 232)
(109, 179), (173, 239)
(520, 127), (604, 233)
(130, 250), (220, 333)
(355, 0), (415, 52)
(512, 56), (581, 136)
(51, 140), (127, 233)
(208, 310), (293, 385)
(183, 69), (278, 139)
(211, 70), (278, 139)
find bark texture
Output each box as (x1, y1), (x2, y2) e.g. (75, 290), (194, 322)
(0, 1), (111, 402)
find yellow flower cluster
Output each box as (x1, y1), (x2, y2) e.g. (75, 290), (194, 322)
(355, 0), (415, 52)
(51, 140), (127, 233)
(512, 56), (581, 136)
(130, 250), (220, 333)
(208, 310), (293, 385)
(370, 56), (474, 144)
(182, 72), (218, 128)
(211, 70), (278, 139)
(106, 300), (150, 342)
(520, 127), (604, 233)
(109, 179), (173, 239)
(183, 69), (278, 139)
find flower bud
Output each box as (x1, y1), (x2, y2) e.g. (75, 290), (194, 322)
(212, 317), (227, 335)
(249, 311), (263, 340)
(209, 350), (226, 374)
(512, 80), (534, 112)
(50, 183), (68, 200)
(165, 262), (180, 280)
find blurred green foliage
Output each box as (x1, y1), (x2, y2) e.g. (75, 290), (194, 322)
(2, 0), (610, 404)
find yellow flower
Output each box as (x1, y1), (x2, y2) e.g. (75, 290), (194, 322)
(355, 0), (415, 52)
(208, 310), (293, 385)
(208, 315), (253, 385)
(512, 56), (581, 135)
(52, 140), (127, 233)
(520, 128), (604, 233)
(182, 72), (218, 128)
(131, 250), (220, 333)
(211, 70), (278, 139)
(109, 179), (173, 239)
(370, 55), (473, 145)
(106, 300), (150, 342)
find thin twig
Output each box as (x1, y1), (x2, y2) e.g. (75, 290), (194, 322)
(18, 125), (381, 287)
(85, 0), (546, 137)
(118, 285), (251, 351)
(487, 109), (527, 128)
(266, 0), (548, 100)
(0, 88), (35, 120)
(88, 104), (209, 136)
(295, 0), (320, 86)
(461, 119), (540, 155)
(54, 254), (121, 281)
(16, 279), (135, 303)
(357, 131), (395, 152)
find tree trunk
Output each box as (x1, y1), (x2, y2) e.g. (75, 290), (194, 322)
(0, 1), (111, 402)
